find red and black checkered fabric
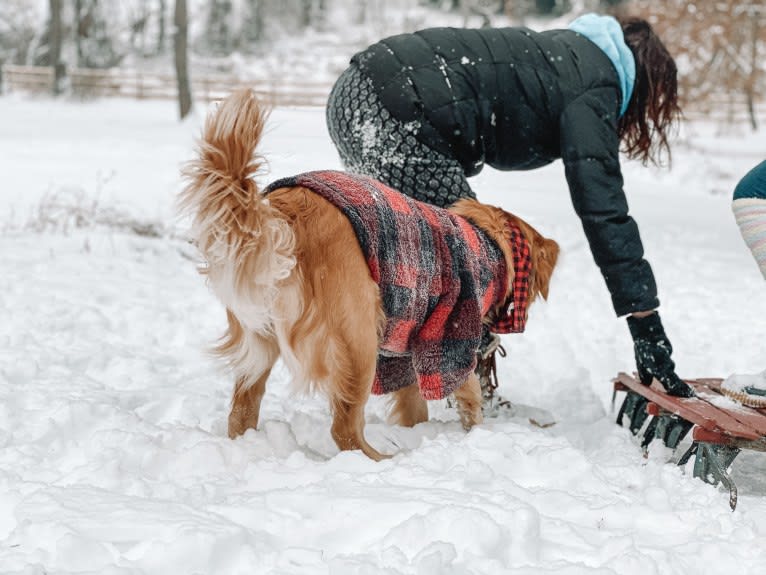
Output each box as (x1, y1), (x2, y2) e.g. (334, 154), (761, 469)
(265, 170), (510, 400)
(488, 223), (531, 334)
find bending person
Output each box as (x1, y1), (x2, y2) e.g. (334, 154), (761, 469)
(326, 13), (693, 398)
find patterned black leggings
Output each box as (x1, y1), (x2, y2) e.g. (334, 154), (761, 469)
(326, 64), (475, 208)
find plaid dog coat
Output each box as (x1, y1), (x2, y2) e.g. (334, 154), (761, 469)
(265, 171), (529, 400)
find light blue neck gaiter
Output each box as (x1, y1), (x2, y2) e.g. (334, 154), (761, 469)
(568, 13), (635, 117)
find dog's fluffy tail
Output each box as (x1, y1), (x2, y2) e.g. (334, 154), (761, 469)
(180, 89), (295, 333)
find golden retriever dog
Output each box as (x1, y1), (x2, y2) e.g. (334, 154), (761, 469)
(180, 89), (559, 461)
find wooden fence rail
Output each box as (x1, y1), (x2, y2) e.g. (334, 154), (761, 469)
(1, 65), (332, 107)
(1, 65), (763, 123)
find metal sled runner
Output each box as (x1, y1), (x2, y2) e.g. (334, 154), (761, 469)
(613, 372), (766, 510)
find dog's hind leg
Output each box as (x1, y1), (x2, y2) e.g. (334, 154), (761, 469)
(453, 372), (484, 431)
(327, 329), (390, 461)
(220, 317), (279, 438)
(389, 384), (428, 428)
(281, 191), (387, 460)
(320, 273), (388, 461)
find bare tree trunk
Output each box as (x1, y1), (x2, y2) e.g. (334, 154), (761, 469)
(74, 0), (83, 66)
(174, 0), (192, 119)
(746, 13), (760, 131)
(300, 0), (311, 28)
(157, 0), (167, 54)
(243, 0), (264, 45)
(49, 0), (65, 95)
(254, 0), (264, 42)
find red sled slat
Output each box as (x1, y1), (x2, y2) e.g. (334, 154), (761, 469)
(614, 373), (762, 441)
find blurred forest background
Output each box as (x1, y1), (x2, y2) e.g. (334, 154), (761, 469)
(0, 0), (763, 127)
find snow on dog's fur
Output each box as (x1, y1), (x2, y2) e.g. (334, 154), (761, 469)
(180, 89), (558, 460)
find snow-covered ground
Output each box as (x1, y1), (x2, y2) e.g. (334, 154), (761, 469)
(1, 95), (765, 574)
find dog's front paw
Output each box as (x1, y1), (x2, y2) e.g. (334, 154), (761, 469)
(453, 374), (484, 430)
(453, 374), (484, 431)
(457, 405), (483, 431)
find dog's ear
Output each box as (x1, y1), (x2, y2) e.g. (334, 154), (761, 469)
(532, 237), (559, 301)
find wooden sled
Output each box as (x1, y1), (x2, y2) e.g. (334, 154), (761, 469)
(613, 372), (766, 510)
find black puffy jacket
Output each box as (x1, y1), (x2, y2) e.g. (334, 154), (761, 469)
(351, 26), (658, 316)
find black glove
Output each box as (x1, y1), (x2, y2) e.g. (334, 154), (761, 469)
(626, 312), (694, 398)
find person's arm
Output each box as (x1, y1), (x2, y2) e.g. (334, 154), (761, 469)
(559, 90), (657, 315)
(560, 91), (693, 397)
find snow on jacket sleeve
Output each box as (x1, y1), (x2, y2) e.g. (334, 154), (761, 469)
(559, 89), (659, 316)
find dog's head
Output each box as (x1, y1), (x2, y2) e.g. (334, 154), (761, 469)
(449, 200), (559, 331)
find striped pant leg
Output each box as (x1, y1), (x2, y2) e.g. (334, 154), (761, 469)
(326, 64), (474, 208)
(732, 197), (766, 280)
(732, 161), (766, 280)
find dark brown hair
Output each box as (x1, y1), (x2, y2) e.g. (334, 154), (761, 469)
(617, 17), (682, 166)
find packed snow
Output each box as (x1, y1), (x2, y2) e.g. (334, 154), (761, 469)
(1, 95), (765, 574)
